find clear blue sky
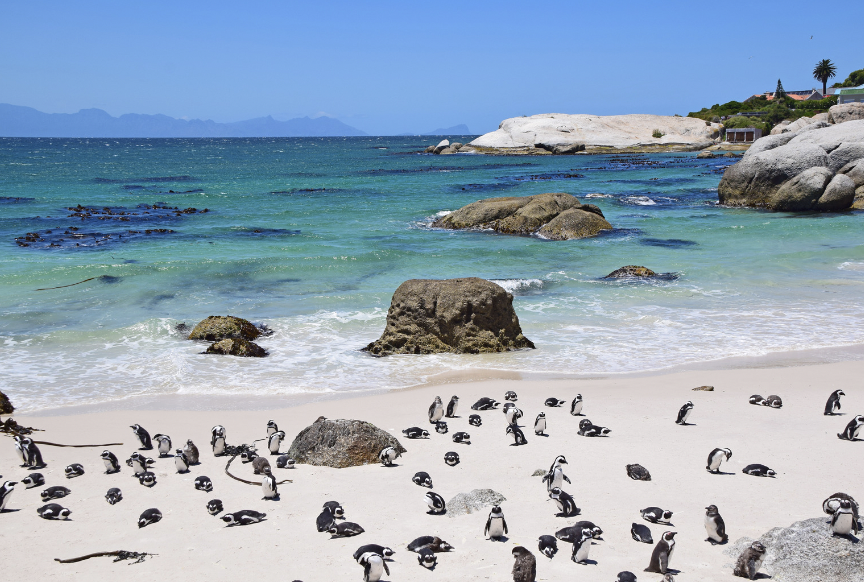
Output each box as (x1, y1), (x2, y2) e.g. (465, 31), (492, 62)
(1, 0), (862, 135)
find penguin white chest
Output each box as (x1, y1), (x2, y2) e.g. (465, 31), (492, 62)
(571, 401), (583, 415)
(365, 557), (384, 582)
(833, 513), (854, 535)
(682, 407), (692, 422)
(488, 518), (504, 538)
(705, 516), (721, 541)
(574, 541), (590, 562)
(535, 418), (546, 432)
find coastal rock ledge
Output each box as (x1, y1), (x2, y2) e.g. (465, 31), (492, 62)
(363, 278), (535, 356)
(286, 417), (407, 468)
(433, 192), (612, 240)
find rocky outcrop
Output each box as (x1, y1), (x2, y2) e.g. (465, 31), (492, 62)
(0, 390), (14, 414)
(725, 517), (864, 582)
(770, 113), (831, 135)
(363, 278), (534, 356)
(469, 113), (721, 154)
(432, 193), (612, 240)
(425, 139), (468, 155)
(718, 120), (864, 211)
(446, 489), (507, 518)
(604, 266), (657, 278)
(285, 417), (406, 468)
(188, 315), (261, 341)
(829, 102), (864, 124)
(204, 338), (267, 357)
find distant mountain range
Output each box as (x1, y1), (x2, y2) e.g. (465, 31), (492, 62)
(0, 104), (367, 137)
(398, 124), (472, 136)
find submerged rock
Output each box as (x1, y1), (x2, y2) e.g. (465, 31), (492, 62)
(432, 192), (611, 240)
(604, 265), (658, 279)
(363, 278), (535, 356)
(0, 390), (14, 414)
(446, 489), (507, 518)
(285, 417), (406, 468)
(188, 315), (261, 341)
(204, 338), (267, 357)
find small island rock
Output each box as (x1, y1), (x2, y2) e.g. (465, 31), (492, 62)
(285, 417), (406, 468)
(0, 390), (14, 414)
(188, 315), (261, 341)
(205, 338), (267, 357)
(604, 266), (658, 279)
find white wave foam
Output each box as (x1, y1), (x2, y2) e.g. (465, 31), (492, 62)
(584, 193), (613, 198)
(623, 196), (656, 206)
(489, 278), (544, 294)
(839, 262), (864, 271)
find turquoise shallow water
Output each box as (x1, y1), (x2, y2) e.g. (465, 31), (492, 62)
(2, 137), (864, 411)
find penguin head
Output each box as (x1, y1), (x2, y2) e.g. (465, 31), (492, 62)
(266, 420), (278, 429)
(705, 505), (718, 515)
(837, 390), (845, 397)
(418, 550), (436, 568)
(450, 395), (459, 402)
(537, 412), (546, 419)
(662, 531), (677, 541)
(435, 422), (448, 434)
(59, 508), (72, 519)
(3, 481), (16, 490)
(100, 450), (112, 460)
(855, 415), (864, 424)
(839, 499), (853, 510)
(579, 419), (592, 429)
(750, 541), (766, 554)
(207, 499), (223, 514)
(662, 510), (674, 520)
(221, 514), (237, 526)
(421, 430), (430, 438)
(575, 393), (583, 401)
(327, 526), (339, 535)
(765, 469), (777, 477)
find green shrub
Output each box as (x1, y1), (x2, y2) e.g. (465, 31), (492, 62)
(652, 129), (664, 138)
(832, 68), (864, 88)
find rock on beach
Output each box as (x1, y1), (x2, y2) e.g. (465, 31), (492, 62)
(204, 337), (267, 357)
(188, 315), (262, 341)
(285, 417), (406, 468)
(0, 390), (14, 414)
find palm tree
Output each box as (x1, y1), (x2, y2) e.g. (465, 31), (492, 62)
(813, 59), (837, 97)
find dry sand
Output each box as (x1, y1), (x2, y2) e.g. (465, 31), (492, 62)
(1, 359), (862, 581)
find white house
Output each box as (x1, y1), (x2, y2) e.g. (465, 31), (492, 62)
(836, 85), (864, 104)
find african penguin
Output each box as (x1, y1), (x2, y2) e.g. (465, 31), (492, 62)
(445, 395), (459, 417)
(511, 546), (537, 581)
(434, 421), (448, 434)
(153, 434), (172, 457)
(824, 389), (845, 415)
(412, 471), (433, 488)
(407, 536), (453, 552)
(323, 500), (345, 518)
(452, 431), (471, 444)
(471, 397), (499, 410)
(183, 440), (200, 464)
(22, 473), (45, 489)
(194, 476), (213, 491)
(359, 552), (389, 582)
(504, 390), (517, 401)
(543, 455), (571, 491)
(704, 505), (728, 544)
(578, 418), (610, 436)
(626, 464), (652, 481)
(138, 508), (162, 528)
(549, 487), (579, 517)
(97, 450), (119, 475)
(241, 449), (258, 463)
(64, 464), (85, 478)
(37, 503), (71, 520)
(138, 471), (157, 487)
(105, 488), (122, 505)
(276, 455), (295, 469)
(21, 437), (44, 468)
(266, 420), (279, 435)
(837, 414), (864, 441)
(444, 451), (460, 466)
(645, 531), (676, 574)
(130, 424), (152, 450)
(221, 510), (266, 526)
(570, 527), (593, 564)
(317, 509), (336, 532)
(267, 430), (285, 454)
(616, 573), (638, 582)
(505, 406), (522, 425)
(748, 394), (765, 405)
(328, 521), (365, 537)
(261, 469), (278, 500)
(641, 507), (673, 523)
(211, 425), (227, 456)
(733, 541), (766, 580)
(0, 481), (16, 511)
(207, 499), (224, 515)
(417, 547), (437, 568)
(706, 447), (732, 473)
(572, 520), (603, 539)
(127, 453), (148, 475)
(537, 534), (558, 558)
(402, 427), (430, 439)
(41, 486), (70, 501)
(675, 401), (694, 425)
(13, 435), (27, 466)
(823, 492), (859, 521)
(484, 505), (508, 540)
(570, 394), (584, 416)
(379, 446), (401, 466)
(555, 524), (589, 543)
(468, 414), (482, 427)
(831, 499), (859, 536)
(763, 394), (782, 408)
(428, 395), (444, 424)
(425, 491), (446, 514)
(174, 449), (190, 473)
(545, 397), (566, 407)
(742, 464), (776, 477)
(503, 402), (515, 412)
(353, 544), (395, 561)
(534, 412), (547, 435)
(506, 424), (527, 446)
(631, 522), (653, 543)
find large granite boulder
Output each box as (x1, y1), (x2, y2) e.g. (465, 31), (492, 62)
(205, 338), (267, 357)
(188, 315), (261, 341)
(285, 417), (406, 468)
(0, 390), (14, 414)
(829, 102), (864, 124)
(604, 265), (658, 278)
(363, 278), (534, 356)
(446, 489), (507, 518)
(718, 120), (864, 211)
(725, 517), (864, 581)
(433, 192), (612, 240)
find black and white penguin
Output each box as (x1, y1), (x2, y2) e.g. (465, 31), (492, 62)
(261, 469), (278, 500)
(21, 437), (44, 468)
(641, 507), (673, 523)
(830, 499), (859, 536)
(555, 524), (587, 543)
(412, 471), (433, 488)
(211, 425), (227, 456)
(416, 547), (437, 569)
(763, 394), (782, 408)
(434, 421), (449, 434)
(98, 450), (120, 474)
(471, 397), (500, 411)
(742, 464), (776, 477)
(41, 486), (70, 501)
(153, 434), (172, 457)
(13, 435), (27, 466)
(823, 492), (859, 522)
(733, 541), (766, 580)
(65, 464), (85, 478)
(428, 396), (444, 424)
(468, 414), (482, 427)
(504, 390), (518, 401)
(543, 455), (571, 491)
(505, 406), (523, 425)
(837, 414), (864, 441)
(252, 456), (271, 475)
(748, 394), (765, 405)
(37, 503), (71, 520)
(317, 508), (336, 532)
(358, 552), (390, 582)
(570, 394), (584, 416)
(578, 418), (610, 436)
(328, 521), (365, 537)
(444, 451), (460, 466)
(402, 427), (430, 439)
(207, 499), (223, 515)
(407, 536), (454, 552)
(194, 476), (213, 491)
(824, 389), (845, 415)
(675, 401), (694, 425)
(506, 424), (527, 446)
(266, 420), (279, 436)
(183, 440), (200, 464)
(276, 455), (295, 469)
(425, 491), (446, 514)
(323, 500), (345, 518)
(138, 507), (162, 528)
(452, 431), (471, 444)
(22, 473), (45, 489)
(534, 412), (547, 435)
(105, 488), (122, 505)
(241, 449), (259, 463)
(545, 397), (566, 407)
(127, 452), (149, 475)
(503, 402), (516, 412)
(138, 471), (157, 487)
(626, 464), (652, 481)
(631, 522), (653, 543)
(445, 396), (459, 418)
(549, 487), (579, 517)
(572, 520), (603, 539)
(0, 480), (16, 511)
(645, 531), (676, 574)
(130, 424), (152, 450)
(267, 430), (285, 454)
(570, 527), (593, 564)
(704, 505), (728, 544)
(484, 505), (508, 540)
(379, 446), (401, 466)
(616, 572), (638, 582)
(353, 544), (395, 562)
(174, 449), (190, 473)
(706, 447), (732, 473)
(537, 535), (558, 558)
(221, 510), (266, 526)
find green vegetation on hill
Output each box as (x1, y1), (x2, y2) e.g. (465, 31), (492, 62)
(831, 68), (864, 88)
(687, 94), (837, 133)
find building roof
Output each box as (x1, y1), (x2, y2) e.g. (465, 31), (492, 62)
(747, 89), (824, 102)
(837, 85), (864, 95)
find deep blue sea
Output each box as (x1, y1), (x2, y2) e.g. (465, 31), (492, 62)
(2, 137), (864, 411)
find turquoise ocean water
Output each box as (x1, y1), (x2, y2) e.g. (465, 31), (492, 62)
(2, 137), (864, 411)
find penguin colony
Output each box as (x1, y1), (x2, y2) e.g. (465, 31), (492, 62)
(2, 389), (861, 581)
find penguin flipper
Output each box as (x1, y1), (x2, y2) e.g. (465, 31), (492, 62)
(563, 475), (571, 484)
(502, 518), (508, 535)
(383, 561), (390, 576)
